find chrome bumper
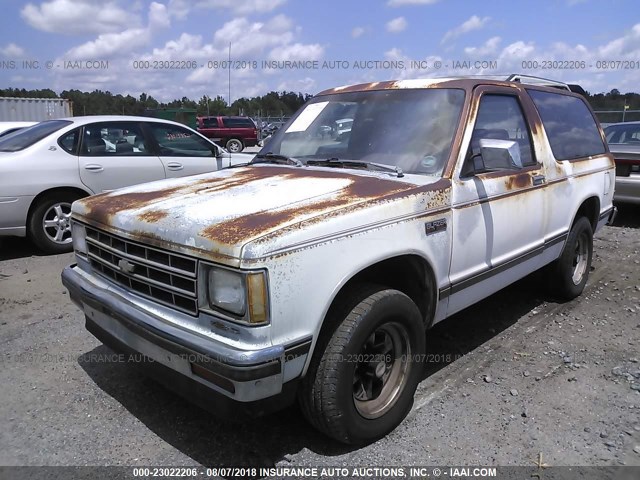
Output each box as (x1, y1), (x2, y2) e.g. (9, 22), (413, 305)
(61, 265), (310, 404)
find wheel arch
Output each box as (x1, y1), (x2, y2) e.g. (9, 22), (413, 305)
(310, 252), (438, 365)
(572, 195), (600, 231)
(26, 186), (92, 231)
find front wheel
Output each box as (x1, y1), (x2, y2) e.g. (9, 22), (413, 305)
(225, 138), (243, 153)
(300, 286), (425, 444)
(547, 216), (593, 300)
(28, 192), (81, 254)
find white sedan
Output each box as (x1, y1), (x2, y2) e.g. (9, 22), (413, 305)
(0, 116), (254, 253)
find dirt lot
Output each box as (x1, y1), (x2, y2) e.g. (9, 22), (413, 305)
(1, 205), (639, 469)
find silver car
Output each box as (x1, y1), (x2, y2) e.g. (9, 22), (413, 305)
(0, 116), (253, 253)
(604, 121), (640, 204)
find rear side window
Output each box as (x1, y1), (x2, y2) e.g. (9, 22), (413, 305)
(527, 90), (606, 160)
(222, 117), (255, 128)
(0, 120), (72, 152)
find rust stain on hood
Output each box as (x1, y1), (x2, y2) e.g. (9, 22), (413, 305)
(73, 165), (444, 260)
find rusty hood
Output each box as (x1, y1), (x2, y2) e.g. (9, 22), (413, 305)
(72, 165), (436, 262)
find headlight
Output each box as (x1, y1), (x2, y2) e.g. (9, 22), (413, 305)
(71, 221), (87, 255)
(203, 265), (269, 325)
(208, 268), (246, 316)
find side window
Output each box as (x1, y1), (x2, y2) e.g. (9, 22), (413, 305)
(81, 122), (148, 156)
(222, 117), (254, 128)
(527, 89), (606, 160)
(202, 117), (218, 128)
(469, 94), (535, 167)
(59, 128), (80, 154)
(148, 123), (215, 157)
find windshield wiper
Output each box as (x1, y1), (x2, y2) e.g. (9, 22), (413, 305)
(252, 152), (303, 167)
(306, 158), (404, 178)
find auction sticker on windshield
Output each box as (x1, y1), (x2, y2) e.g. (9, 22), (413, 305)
(285, 101), (329, 133)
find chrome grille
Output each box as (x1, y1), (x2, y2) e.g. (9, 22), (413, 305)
(84, 226), (198, 315)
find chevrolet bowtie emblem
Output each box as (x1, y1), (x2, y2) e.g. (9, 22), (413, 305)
(118, 258), (136, 274)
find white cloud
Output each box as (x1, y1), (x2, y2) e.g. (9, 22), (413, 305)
(386, 17), (407, 33)
(441, 15), (490, 44)
(277, 77), (316, 92)
(21, 0), (140, 35)
(60, 2), (170, 59)
(148, 2), (170, 29)
(387, 0), (439, 6)
(0, 43), (25, 57)
(167, 0), (191, 19)
(196, 0), (286, 15)
(464, 36), (501, 56)
(65, 29), (151, 59)
(268, 43), (324, 61)
(498, 41), (537, 61)
(352, 26), (366, 38)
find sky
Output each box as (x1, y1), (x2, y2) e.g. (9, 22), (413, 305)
(0, 0), (638, 103)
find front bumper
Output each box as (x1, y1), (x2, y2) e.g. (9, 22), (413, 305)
(61, 265), (310, 410)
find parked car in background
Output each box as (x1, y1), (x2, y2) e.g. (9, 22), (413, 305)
(604, 121), (640, 203)
(0, 121), (36, 137)
(0, 116), (253, 253)
(261, 121), (285, 138)
(196, 116), (258, 153)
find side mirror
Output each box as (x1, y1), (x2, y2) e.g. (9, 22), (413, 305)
(476, 139), (523, 172)
(213, 146), (223, 158)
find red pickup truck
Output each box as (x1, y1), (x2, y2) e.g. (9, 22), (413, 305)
(196, 116), (258, 153)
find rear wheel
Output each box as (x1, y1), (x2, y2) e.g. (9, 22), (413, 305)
(300, 285), (425, 444)
(28, 192), (81, 254)
(225, 138), (243, 153)
(547, 216), (593, 300)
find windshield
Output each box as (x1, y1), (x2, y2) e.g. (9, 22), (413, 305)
(604, 123), (640, 144)
(260, 88), (465, 176)
(0, 120), (72, 152)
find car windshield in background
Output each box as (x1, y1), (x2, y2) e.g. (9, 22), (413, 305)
(604, 123), (640, 144)
(0, 120), (72, 152)
(260, 88), (465, 176)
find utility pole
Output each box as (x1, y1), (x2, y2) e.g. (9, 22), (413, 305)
(228, 42), (231, 110)
(622, 99), (629, 122)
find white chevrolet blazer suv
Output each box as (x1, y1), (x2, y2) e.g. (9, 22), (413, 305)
(62, 76), (617, 444)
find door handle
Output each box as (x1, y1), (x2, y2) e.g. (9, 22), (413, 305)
(84, 164), (104, 172)
(166, 162), (184, 171)
(532, 175), (546, 186)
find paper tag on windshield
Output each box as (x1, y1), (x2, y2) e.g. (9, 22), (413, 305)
(285, 101), (329, 133)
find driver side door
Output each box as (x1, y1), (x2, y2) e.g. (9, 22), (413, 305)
(447, 86), (547, 315)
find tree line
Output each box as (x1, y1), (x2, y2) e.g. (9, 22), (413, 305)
(0, 87), (312, 119)
(0, 86), (638, 120)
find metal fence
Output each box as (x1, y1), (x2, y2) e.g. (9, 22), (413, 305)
(593, 109), (640, 126)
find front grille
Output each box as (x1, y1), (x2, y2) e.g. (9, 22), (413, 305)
(84, 226), (198, 315)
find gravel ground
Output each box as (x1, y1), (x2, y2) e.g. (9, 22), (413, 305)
(0, 204), (639, 469)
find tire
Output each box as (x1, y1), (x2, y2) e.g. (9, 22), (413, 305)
(225, 138), (243, 153)
(28, 192), (81, 254)
(547, 216), (593, 300)
(299, 285), (425, 444)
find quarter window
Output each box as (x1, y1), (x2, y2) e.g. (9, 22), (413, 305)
(469, 95), (535, 166)
(527, 89), (606, 160)
(59, 128), (80, 154)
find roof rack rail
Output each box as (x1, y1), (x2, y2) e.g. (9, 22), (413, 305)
(506, 74), (571, 91)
